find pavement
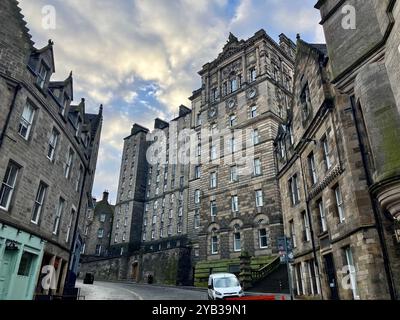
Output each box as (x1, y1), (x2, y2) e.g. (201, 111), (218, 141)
(76, 279), (291, 300)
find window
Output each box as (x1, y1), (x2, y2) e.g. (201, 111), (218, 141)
(194, 165), (201, 179)
(196, 113), (202, 126)
(288, 124), (294, 145)
(31, 182), (47, 224)
(290, 220), (297, 248)
(151, 230), (155, 240)
(278, 140), (286, 159)
(177, 223), (182, 233)
(317, 199), (327, 233)
(84, 225), (89, 235)
(152, 215), (157, 225)
(234, 232), (241, 252)
(228, 137), (236, 154)
(97, 228), (104, 238)
(142, 231), (147, 241)
(61, 94), (69, 116)
(302, 211), (311, 242)
(259, 229), (268, 248)
(210, 201), (217, 217)
(255, 190), (263, 207)
(52, 198), (65, 235)
(289, 174), (300, 205)
(210, 172), (217, 188)
(114, 233), (118, 243)
(18, 102), (35, 139)
(230, 166), (238, 182)
(249, 68), (257, 82)
(65, 149), (74, 179)
(160, 227), (164, 238)
(95, 245), (102, 256)
(250, 105), (258, 118)
(300, 84), (311, 121)
(81, 243), (86, 254)
(194, 209), (200, 229)
(322, 136), (332, 170)
(180, 176), (184, 188)
(17, 252), (34, 277)
(211, 88), (219, 102)
(122, 232), (126, 242)
(194, 190), (201, 204)
(47, 128), (59, 160)
(168, 225), (173, 236)
(335, 186), (345, 223)
(211, 236), (219, 254)
(230, 78), (238, 92)
(210, 145), (217, 160)
(229, 115), (237, 127)
(253, 158), (262, 176)
(168, 209), (173, 219)
(66, 208), (75, 243)
(231, 196), (239, 213)
(178, 206), (183, 217)
(76, 165), (84, 192)
(308, 152), (318, 185)
(252, 129), (260, 145)
(75, 118), (81, 137)
(100, 214), (106, 222)
(37, 62), (48, 89)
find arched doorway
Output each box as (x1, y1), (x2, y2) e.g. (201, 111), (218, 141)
(131, 262), (139, 282)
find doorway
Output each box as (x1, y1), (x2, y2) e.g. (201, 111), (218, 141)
(324, 253), (340, 300)
(131, 262), (138, 282)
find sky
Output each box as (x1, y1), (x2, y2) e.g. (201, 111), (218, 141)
(18, 0), (325, 204)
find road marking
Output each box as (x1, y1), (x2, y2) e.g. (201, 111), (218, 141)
(121, 287), (144, 300)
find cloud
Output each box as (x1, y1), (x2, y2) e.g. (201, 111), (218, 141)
(18, 0), (324, 203)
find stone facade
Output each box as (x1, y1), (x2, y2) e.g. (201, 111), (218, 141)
(275, 38), (391, 300)
(0, 0), (102, 299)
(82, 191), (114, 257)
(314, 0), (400, 299)
(110, 124), (149, 256)
(192, 31), (294, 269)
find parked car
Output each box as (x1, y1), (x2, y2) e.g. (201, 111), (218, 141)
(83, 273), (94, 284)
(207, 273), (244, 300)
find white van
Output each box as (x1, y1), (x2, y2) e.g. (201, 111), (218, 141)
(207, 273), (244, 300)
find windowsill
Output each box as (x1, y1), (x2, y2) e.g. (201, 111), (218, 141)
(259, 246), (268, 250)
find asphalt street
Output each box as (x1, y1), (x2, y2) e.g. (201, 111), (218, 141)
(76, 280), (208, 300)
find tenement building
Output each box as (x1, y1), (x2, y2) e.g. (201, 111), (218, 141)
(275, 38), (391, 300)
(191, 31), (295, 286)
(315, 0), (400, 299)
(0, 0), (102, 299)
(82, 191), (114, 257)
(84, 30), (296, 286)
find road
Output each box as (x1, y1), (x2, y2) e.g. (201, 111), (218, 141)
(76, 280), (207, 300)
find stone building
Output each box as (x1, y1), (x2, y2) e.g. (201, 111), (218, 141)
(0, 0), (102, 299)
(190, 31), (295, 285)
(110, 123), (149, 257)
(314, 0), (400, 299)
(88, 30), (296, 286)
(275, 37), (392, 300)
(82, 191), (114, 257)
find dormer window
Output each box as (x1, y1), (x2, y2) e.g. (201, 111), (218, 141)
(37, 62), (49, 89)
(75, 118), (81, 137)
(62, 94), (69, 116)
(300, 84), (312, 121)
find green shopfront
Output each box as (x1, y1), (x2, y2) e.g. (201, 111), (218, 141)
(0, 223), (44, 300)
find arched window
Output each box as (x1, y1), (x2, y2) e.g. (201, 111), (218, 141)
(211, 228), (219, 254)
(233, 224), (241, 252)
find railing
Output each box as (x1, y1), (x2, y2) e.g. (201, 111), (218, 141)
(251, 256), (281, 283)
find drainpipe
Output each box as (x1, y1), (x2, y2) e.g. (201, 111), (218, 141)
(0, 83), (21, 149)
(349, 96), (396, 300)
